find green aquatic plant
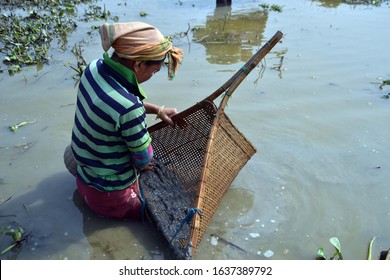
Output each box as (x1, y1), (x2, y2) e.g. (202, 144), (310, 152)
(82, 4), (111, 21)
(317, 236), (389, 260)
(6, 65), (22, 76)
(0, 0), (118, 75)
(367, 236), (377, 260)
(70, 43), (87, 79)
(0, 224), (31, 255)
(317, 237), (343, 260)
(270, 4), (283, 12)
(259, 3), (283, 12)
(371, 77), (390, 99)
(8, 120), (36, 132)
(0, 2), (82, 72)
(368, 237), (390, 260)
(371, 77), (390, 90)
(379, 79), (390, 90)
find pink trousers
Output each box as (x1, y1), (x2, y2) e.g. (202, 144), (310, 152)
(76, 177), (143, 220)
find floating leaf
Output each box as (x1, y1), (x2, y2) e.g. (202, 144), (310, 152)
(8, 120), (36, 132)
(329, 237), (341, 252)
(316, 248), (327, 260)
(329, 237), (343, 260)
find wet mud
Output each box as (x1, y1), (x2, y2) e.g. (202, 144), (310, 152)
(139, 159), (195, 259)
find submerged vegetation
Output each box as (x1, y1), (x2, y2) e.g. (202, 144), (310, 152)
(8, 120), (36, 132)
(259, 3), (283, 12)
(316, 237), (344, 260)
(372, 78), (390, 99)
(0, 223), (31, 255)
(379, 80), (390, 99)
(0, 197), (33, 257)
(0, 0), (118, 75)
(70, 43), (87, 79)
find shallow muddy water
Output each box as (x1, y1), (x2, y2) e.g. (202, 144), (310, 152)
(0, 0), (389, 260)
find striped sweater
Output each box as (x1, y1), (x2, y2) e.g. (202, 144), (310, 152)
(71, 53), (153, 191)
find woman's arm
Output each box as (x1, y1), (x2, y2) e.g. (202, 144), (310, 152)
(144, 102), (177, 126)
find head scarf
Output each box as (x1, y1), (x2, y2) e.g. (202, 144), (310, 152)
(99, 22), (183, 80)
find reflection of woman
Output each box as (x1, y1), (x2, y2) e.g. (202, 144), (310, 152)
(216, 0), (231, 6)
(70, 22), (183, 221)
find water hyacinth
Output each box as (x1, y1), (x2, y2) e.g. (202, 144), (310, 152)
(0, 0), (113, 75)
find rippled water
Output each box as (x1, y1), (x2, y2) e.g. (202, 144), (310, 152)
(1, 0), (389, 260)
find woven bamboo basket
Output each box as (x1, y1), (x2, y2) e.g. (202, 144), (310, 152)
(64, 31), (283, 259)
(144, 31), (283, 258)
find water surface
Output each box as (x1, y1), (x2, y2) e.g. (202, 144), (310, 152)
(0, 0), (389, 260)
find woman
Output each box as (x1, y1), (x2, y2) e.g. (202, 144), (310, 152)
(70, 22), (183, 220)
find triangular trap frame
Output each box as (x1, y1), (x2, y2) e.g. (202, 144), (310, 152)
(144, 31), (283, 259)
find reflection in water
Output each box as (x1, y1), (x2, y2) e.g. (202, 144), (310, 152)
(192, 6), (268, 64)
(0, 172), (82, 260)
(313, 0), (349, 7)
(72, 191), (170, 260)
(196, 187), (257, 258)
(216, 0), (232, 7)
(313, 0), (388, 7)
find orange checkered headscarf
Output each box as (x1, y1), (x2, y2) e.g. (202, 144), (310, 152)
(100, 22), (183, 80)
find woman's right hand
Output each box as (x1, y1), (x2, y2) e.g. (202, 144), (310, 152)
(158, 106), (177, 126)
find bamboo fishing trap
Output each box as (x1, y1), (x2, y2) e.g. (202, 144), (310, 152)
(64, 31), (283, 260)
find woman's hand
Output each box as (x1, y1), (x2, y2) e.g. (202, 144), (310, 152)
(157, 106), (177, 126)
(144, 102), (177, 126)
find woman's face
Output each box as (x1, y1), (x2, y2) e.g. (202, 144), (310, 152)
(133, 60), (163, 83)
(114, 54), (164, 84)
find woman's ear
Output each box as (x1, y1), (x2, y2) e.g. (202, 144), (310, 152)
(133, 60), (143, 73)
